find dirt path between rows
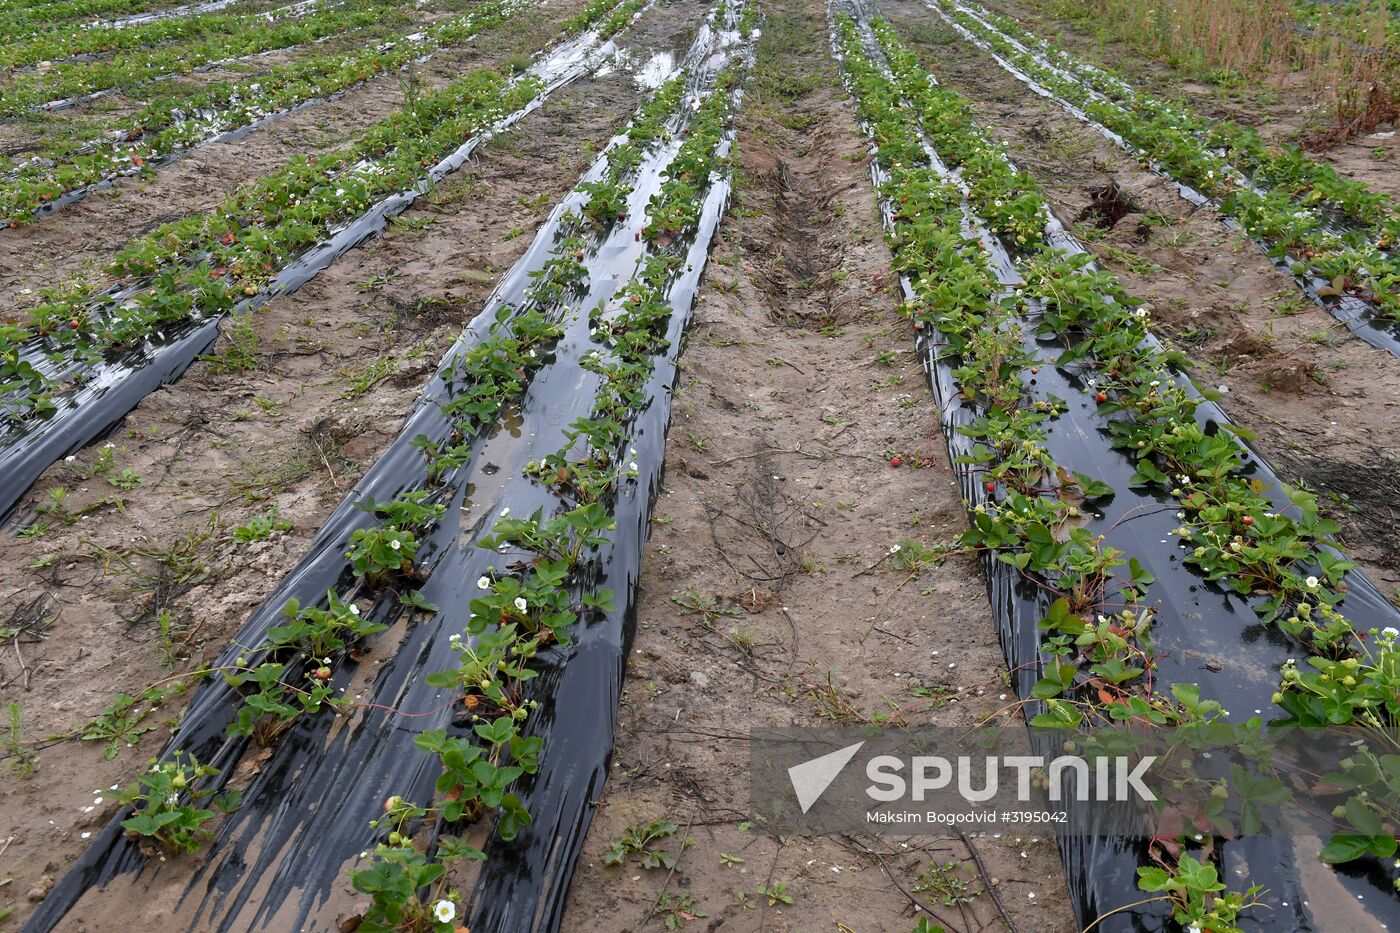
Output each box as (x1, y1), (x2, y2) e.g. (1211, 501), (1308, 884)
(0, 1), (709, 922)
(882, 0), (1400, 602)
(0, 0), (596, 310)
(560, 2), (1075, 930)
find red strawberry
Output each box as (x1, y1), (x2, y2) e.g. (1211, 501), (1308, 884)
(890, 457), (902, 468)
(1095, 392), (1108, 403)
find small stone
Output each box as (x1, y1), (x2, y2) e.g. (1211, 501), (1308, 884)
(28, 874), (54, 902)
(690, 671), (709, 688)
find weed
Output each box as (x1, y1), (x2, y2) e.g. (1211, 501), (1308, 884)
(757, 882), (794, 906)
(203, 315), (262, 374)
(671, 587), (741, 629)
(808, 671), (865, 723)
(92, 443), (117, 476)
(5, 702), (38, 777)
(654, 891), (707, 929)
(388, 215), (436, 232)
(889, 539), (949, 573)
(79, 682), (188, 759)
(342, 357), (397, 399)
(233, 507), (293, 543)
(727, 625), (761, 656)
(913, 859), (982, 907)
(358, 273), (400, 293)
(106, 468), (142, 491)
(604, 819), (679, 869)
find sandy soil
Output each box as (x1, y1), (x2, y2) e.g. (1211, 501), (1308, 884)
(0, 0), (709, 922)
(9, 0), (1398, 928)
(883, 0), (1400, 602)
(0, 0), (599, 310)
(560, 2), (1075, 930)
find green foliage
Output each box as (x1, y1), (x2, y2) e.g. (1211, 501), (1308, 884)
(1136, 854), (1265, 932)
(604, 819), (679, 869)
(117, 752), (240, 854)
(233, 507), (293, 544)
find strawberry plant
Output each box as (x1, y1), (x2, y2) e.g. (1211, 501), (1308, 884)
(345, 525), (419, 578)
(835, 11), (1400, 915)
(117, 751), (241, 855)
(351, 797), (479, 933)
(927, 0), (1400, 322)
(1134, 855), (1266, 933)
(360, 26), (754, 924)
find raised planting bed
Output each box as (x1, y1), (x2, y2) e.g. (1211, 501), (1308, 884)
(0, 0), (525, 222)
(0, 0), (654, 523)
(24, 5), (757, 928)
(834, 1), (1400, 929)
(922, 0), (1400, 355)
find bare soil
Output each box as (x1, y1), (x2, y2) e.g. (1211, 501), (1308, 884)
(560, 2), (1075, 930)
(0, 0), (597, 311)
(883, 0), (1400, 601)
(0, 0), (710, 923)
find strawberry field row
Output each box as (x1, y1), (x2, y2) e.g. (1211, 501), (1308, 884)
(27, 5), (757, 928)
(0, 0), (327, 67)
(0, 0), (643, 423)
(0, 0), (413, 112)
(0, 0), (237, 34)
(0, 0), (525, 222)
(924, 0), (1400, 350)
(0, 0), (647, 523)
(836, 3), (1400, 929)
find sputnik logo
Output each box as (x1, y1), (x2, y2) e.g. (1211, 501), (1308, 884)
(787, 741), (865, 814)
